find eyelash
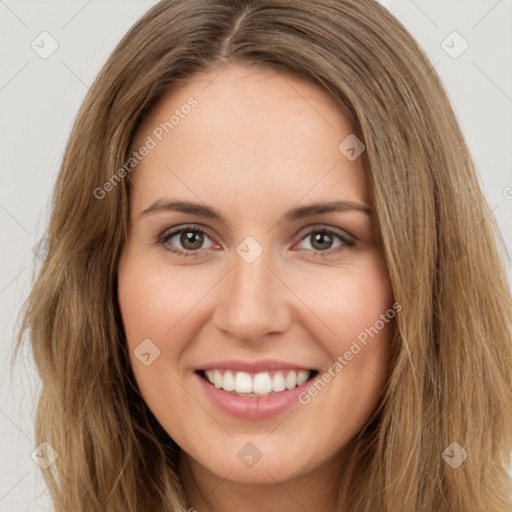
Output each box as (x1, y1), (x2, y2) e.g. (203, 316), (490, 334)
(157, 224), (356, 259)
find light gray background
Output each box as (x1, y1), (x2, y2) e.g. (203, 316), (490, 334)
(1, 1), (511, 510)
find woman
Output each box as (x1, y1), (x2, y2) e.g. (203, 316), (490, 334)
(17, 0), (512, 510)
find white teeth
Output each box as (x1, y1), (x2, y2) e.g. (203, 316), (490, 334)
(203, 369), (311, 395)
(253, 372), (272, 394)
(285, 370), (297, 389)
(296, 370), (309, 386)
(271, 372), (286, 392)
(223, 371), (235, 391)
(234, 372), (253, 393)
(213, 369), (223, 388)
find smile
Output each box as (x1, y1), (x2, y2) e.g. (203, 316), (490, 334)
(198, 369), (315, 396)
(194, 361), (319, 420)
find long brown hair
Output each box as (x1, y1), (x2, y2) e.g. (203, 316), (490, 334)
(15, 0), (512, 510)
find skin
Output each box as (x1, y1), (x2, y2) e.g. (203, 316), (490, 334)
(117, 63), (395, 512)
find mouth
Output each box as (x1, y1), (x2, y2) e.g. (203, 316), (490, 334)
(195, 368), (319, 397)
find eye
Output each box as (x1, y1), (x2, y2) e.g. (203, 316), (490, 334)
(158, 224), (355, 258)
(293, 226), (355, 257)
(158, 225), (216, 257)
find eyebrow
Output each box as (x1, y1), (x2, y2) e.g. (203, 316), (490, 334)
(140, 199), (371, 224)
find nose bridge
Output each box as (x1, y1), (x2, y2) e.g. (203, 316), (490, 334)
(213, 238), (290, 342)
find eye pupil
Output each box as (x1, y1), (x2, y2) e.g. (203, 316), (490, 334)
(312, 232), (333, 250)
(181, 230), (204, 250)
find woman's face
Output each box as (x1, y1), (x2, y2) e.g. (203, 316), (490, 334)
(117, 63), (395, 485)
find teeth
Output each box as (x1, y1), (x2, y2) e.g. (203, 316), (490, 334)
(222, 371), (235, 391)
(203, 369), (311, 396)
(271, 372), (286, 392)
(213, 370), (223, 388)
(285, 371), (296, 389)
(235, 372), (253, 393)
(296, 370), (309, 386)
(253, 373), (272, 394)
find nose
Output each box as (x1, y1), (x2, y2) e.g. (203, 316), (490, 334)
(212, 245), (291, 343)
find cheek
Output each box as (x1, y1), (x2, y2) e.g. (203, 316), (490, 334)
(293, 255), (394, 413)
(117, 253), (210, 431)
(118, 254), (213, 350)
(117, 251), (232, 421)
(292, 253), (394, 354)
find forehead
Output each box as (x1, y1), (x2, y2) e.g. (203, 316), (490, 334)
(129, 63), (367, 211)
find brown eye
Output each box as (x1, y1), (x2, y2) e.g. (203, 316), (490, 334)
(178, 230), (205, 250)
(159, 226), (214, 256)
(295, 227), (355, 257)
(310, 231), (335, 251)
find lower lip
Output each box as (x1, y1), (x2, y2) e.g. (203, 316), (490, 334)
(195, 372), (314, 420)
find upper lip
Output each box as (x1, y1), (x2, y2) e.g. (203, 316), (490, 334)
(196, 359), (317, 373)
